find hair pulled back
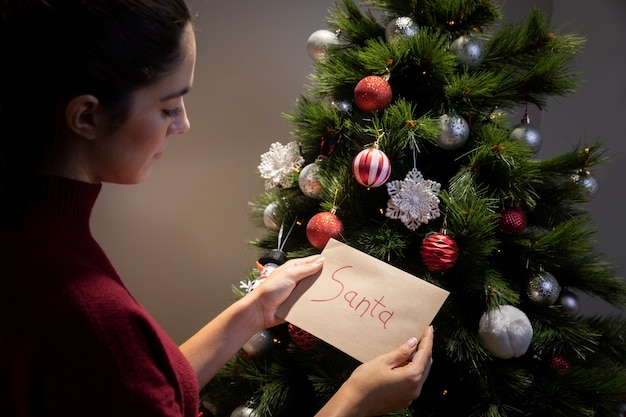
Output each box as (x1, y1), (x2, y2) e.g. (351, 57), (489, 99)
(0, 0), (192, 181)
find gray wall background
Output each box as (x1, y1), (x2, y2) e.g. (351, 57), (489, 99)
(91, 0), (626, 344)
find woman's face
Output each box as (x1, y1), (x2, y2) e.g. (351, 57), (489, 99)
(88, 23), (197, 184)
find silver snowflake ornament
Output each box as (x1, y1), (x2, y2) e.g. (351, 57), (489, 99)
(258, 141), (305, 190)
(385, 168), (441, 231)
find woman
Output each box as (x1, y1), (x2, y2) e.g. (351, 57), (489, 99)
(0, 1), (433, 416)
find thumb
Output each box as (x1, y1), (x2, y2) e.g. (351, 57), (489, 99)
(386, 325), (434, 368)
(385, 336), (419, 368)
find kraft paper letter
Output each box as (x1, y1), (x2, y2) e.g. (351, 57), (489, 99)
(277, 238), (449, 363)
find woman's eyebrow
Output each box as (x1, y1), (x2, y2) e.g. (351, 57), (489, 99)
(160, 86), (191, 101)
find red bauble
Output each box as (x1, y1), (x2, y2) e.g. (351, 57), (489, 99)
(499, 206), (527, 235)
(288, 323), (321, 350)
(306, 211), (344, 250)
(549, 355), (570, 373)
(352, 148), (391, 187)
(354, 75), (393, 113)
(420, 233), (459, 273)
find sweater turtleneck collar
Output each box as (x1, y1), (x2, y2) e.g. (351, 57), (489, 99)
(4, 175), (102, 230)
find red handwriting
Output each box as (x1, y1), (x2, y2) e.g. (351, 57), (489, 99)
(310, 265), (395, 329)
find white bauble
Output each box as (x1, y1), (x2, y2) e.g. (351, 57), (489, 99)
(478, 305), (533, 359)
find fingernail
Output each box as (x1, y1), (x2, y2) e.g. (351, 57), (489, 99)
(313, 256), (325, 265)
(406, 337), (418, 349)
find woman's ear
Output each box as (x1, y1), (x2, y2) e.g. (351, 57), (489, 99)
(65, 95), (101, 140)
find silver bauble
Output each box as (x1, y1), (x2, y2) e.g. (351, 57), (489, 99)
(385, 17), (418, 42)
(450, 35), (484, 69)
(510, 122), (543, 154)
(242, 329), (275, 356)
(527, 272), (561, 306)
(230, 405), (258, 417)
(262, 201), (279, 229)
(307, 29), (342, 61)
(571, 170), (598, 199)
(557, 288), (580, 316)
(581, 175), (599, 198)
(298, 162), (322, 199)
(437, 113), (470, 150)
(324, 96), (352, 115)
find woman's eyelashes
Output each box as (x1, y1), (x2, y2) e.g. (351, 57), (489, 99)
(162, 107), (183, 118)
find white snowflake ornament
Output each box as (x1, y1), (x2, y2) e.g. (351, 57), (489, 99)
(258, 141), (304, 190)
(239, 279), (261, 293)
(385, 168), (441, 231)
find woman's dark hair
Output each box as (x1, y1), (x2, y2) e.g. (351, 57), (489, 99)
(0, 0), (192, 181)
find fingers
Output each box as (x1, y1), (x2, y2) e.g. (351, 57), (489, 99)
(411, 325), (434, 368)
(385, 325), (433, 369)
(281, 255), (325, 282)
(406, 326), (434, 395)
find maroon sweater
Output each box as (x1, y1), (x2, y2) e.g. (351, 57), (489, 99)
(0, 176), (199, 416)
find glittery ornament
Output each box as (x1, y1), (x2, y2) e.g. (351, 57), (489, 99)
(526, 271), (561, 306)
(306, 211), (344, 250)
(324, 96), (352, 115)
(288, 323), (321, 350)
(450, 35), (484, 69)
(478, 305), (533, 359)
(354, 75), (393, 113)
(230, 405), (258, 417)
(509, 115), (542, 154)
(420, 233), (459, 272)
(307, 29), (342, 61)
(571, 170), (598, 199)
(549, 355), (570, 373)
(385, 17), (418, 41)
(299, 162), (323, 198)
(352, 148), (391, 188)
(242, 329), (275, 356)
(263, 201), (279, 229)
(437, 113), (470, 150)
(557, 288), (580, 316)
(498, 206), (527, 235)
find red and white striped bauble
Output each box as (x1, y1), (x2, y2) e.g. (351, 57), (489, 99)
(352, 148), (391, 188)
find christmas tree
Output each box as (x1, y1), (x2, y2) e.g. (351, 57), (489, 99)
(201, 1), (626, 416)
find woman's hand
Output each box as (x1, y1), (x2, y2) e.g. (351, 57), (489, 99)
(250, 255), (325, 329)
(180, 254), (324, 385)
(316, 325), (434, 417)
